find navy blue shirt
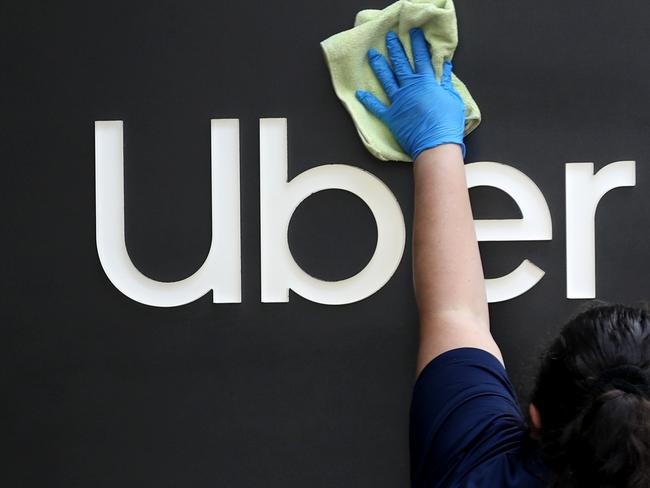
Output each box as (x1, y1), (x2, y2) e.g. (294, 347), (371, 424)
(409, 347), (551, 487)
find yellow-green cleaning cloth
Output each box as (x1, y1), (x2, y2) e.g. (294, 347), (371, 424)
(320, 0), (481, 162)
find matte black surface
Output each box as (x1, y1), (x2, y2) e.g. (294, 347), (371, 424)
(2, 0), (650, 486)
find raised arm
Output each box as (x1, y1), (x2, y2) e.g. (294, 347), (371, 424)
(412, 144), (502, 375)
(356, 28), (502, 377)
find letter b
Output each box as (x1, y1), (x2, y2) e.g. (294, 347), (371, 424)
(259, 118), (406, 305)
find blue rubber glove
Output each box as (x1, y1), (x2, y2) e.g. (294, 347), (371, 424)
(355, 28), (466, 160)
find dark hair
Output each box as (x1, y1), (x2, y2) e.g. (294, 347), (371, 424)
(531, 302), (650, 487)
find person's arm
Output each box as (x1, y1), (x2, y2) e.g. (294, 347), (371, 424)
(355, 28), (502, 377)
(413, 144), (502, 376)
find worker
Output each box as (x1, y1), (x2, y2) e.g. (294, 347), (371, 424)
(356, 27), (650, 487)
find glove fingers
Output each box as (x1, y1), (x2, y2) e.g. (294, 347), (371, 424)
(409, 28), (434, 75)
(367, 49), (399, 99)
(355, 90), (388, 121)
(441, 60), (453, 88)
(385, 31), (413, 82)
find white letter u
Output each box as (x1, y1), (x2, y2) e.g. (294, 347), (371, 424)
(94, 119), (241, 307)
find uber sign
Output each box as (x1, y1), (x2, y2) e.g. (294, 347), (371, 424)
(95, 119), (636, 307)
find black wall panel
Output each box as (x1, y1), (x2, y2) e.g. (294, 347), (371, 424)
(3, 1), (650, 486)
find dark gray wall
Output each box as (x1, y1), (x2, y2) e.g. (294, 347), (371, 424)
(3, 0), (650, 486)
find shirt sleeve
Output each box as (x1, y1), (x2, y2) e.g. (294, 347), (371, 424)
(409, 347), (529, 488)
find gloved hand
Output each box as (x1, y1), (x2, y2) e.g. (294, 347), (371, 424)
(355, 28), (466, 160)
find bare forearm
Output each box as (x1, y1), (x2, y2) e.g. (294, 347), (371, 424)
(412, 144), (491, 346)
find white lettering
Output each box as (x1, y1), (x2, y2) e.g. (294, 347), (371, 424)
(466, 162), (552, 303)
(95, 120), (241, 307)
(565, 161), (636, 298)
(259, 118), (406, 305)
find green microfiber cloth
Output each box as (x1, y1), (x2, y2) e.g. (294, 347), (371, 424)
(320, 0), (481, 162)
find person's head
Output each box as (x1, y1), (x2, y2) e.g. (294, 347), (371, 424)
(529, 303), (650, 487)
